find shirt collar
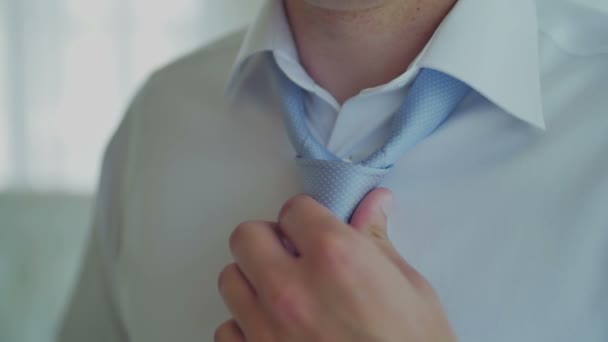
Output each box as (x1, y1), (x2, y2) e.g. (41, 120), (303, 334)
(226, 0), (298, 92)
(227, 0), (545, 130)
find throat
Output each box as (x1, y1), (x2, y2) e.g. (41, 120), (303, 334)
(284, 0), (457, 104)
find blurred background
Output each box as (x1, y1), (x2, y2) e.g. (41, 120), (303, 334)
(0, 0), (261, 341)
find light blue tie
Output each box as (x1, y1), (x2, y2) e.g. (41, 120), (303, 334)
(276, 64), (471, 222)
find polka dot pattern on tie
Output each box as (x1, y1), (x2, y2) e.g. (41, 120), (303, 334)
(365, 69), (471, 167)
(297, 159), (390, 221)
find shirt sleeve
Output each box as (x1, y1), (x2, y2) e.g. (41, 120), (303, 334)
(57, 83), (145, 342)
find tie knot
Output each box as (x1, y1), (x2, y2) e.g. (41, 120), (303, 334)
(297, 158), (390, 221)
(275, 62), (471, 221)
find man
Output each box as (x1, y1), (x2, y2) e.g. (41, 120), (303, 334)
(59, 0), (608, 341)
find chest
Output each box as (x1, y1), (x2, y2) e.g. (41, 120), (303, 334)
(116, 83), (608, 341)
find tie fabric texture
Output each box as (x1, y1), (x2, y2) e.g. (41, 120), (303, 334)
(276, 64), (471, 222)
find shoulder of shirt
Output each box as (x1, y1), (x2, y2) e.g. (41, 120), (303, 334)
(536, 0), (608, 56)
(111, 29), (246, 177)
(141, 29), (246, 97)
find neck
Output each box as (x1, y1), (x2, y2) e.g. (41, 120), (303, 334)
(284, 0), (456, 104)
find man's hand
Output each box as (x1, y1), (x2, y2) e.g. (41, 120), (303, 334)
(215, 188), (455, 342)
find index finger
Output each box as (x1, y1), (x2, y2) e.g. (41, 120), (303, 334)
(229, 221), (294, 292)
(278, 195), (353, 256)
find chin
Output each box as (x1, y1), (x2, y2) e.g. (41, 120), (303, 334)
(302, 0), (387, 11)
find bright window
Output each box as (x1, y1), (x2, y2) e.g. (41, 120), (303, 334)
(0, 0), (260, 193)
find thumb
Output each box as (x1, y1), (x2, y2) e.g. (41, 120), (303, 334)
(351, 189), (431, 291)
(350, 187), (394, 241)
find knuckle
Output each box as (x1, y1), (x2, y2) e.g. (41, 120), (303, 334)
(279, 194), (314, 221)
(315, 231), (353, 271)
(367, 223), (388, 241)
(217, 263), (238, 293)
(267, 285), (309, 326)
(229, 221), (256, 251)
(213, 321), (231, 341)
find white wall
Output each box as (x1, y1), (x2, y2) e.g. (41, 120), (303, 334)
(0, 2), (261, 342)
(0, 0), (261, 193)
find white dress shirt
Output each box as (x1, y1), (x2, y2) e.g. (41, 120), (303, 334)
(59, 0), (608, 341)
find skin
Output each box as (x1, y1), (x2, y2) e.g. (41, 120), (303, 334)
(300, 0), (387, 11)
(216, 189), (456, 341)
(284, 0), (457, 103)
(216, 1), (458, 340)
